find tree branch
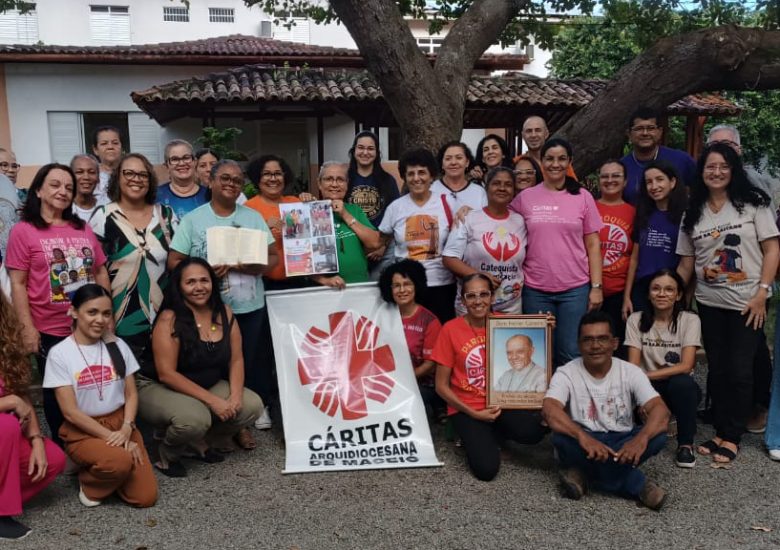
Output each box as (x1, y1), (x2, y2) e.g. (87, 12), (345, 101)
(559, 25), (780, 176)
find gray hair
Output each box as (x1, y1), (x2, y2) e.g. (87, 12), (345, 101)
(318, 161), (346, 180)
(164, 139), (193, 161)
(209, 158), (243, 180)
(69, 153), (99, 170)
(707, 124), (740, 145)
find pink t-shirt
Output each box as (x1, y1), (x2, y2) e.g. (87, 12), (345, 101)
(510, 184), (603, 292)
(4, 221), (106, 336)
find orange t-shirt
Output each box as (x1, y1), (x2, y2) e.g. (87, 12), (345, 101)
(596, 201), (636, 297)
(245, 195), (301, 281)
(430, 317), (487, 415)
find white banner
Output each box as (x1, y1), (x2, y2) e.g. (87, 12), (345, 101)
(267, 284), (442, 473)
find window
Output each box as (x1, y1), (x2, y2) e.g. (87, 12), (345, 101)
(163, 6), (189, 23)
(48, 112), (161, 165)
(416, 37), (444, 55)
(0, 4), (39, 45)
(272, 12), (309, 43)
(209, 7), (235, 23)
(90, 5), (130, 45)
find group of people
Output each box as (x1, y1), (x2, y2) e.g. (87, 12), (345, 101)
(1, 107), (780, 539)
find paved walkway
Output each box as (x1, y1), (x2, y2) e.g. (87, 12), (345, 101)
(13, 415), (780, 550)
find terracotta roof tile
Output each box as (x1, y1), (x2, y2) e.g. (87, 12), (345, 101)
(132, 67), (741, 119)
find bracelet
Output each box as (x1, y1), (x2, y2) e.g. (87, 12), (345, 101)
(123, 420), (136, 430)
(348, 217), (357, 227)
(28, 433), (44, 441)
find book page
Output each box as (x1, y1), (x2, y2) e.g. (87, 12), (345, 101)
(207, 226), (239, 265)
(237, 227), (268, 265)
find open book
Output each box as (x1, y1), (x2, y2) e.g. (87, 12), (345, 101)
(207, 226), (268, 266)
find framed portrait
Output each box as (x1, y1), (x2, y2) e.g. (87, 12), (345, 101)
(486, 315), (552, 409)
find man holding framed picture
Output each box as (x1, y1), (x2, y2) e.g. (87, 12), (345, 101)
(542, 311), (670, 510)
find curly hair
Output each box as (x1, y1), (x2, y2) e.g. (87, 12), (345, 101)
(378, 259), (428, 304)
(0, 293), (31, 396)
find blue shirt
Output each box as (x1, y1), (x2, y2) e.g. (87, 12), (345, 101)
(635, 209), (679, 280)
(622, 146), (696, 205)
(156, 183), (209, 221)
(170, 203), (274, 313)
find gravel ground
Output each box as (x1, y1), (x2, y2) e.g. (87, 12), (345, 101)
(12, 414), (780, 550)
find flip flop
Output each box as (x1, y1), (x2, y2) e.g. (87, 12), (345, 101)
(183, 448), (225, 464)
(713, 445), (739, 464)
(697, 439), (720, 455)
(233, 428), (257, 451)
(154, 460), (187, 478)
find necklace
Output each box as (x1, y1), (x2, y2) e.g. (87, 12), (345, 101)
(196, 320), (218, 352)
(703, 201), (725, 239)
(73, 336), (107, 401)
(632, 147), (659, 165)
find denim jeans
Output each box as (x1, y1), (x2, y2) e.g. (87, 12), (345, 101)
(766, 299), (780, 450)
(552, 427), (667, 498)
(235, 306), (275, 407)
(652, 375), (701, 446)
(522, 283), (590, 367)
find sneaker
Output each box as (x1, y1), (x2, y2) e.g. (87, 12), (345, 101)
(78, 485), (102, 508)
(675, 446), (696, 468)
(639, 479), (667, 511)
(747, 407), (768, 434)
(769, 449), (780, 461)
(254, 406), (272, 430)
(559, 468), (587, 500)
(0, 517), (32, 540)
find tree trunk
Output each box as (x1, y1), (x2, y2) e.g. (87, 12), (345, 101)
(560, 25), (780, 176)
(329, 0), (522, 152)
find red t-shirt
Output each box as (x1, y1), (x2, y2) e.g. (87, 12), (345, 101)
(402, 305), (441, 386)
(596, 202), (635, 297)
(430, 316), (487, 415)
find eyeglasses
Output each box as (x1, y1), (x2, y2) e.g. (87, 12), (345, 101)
(579, 335), (613, 346)
(391, 282), (414, 291)
(261, 171), (284, 180)
(0, 162), (19, 170)
(514, 169), (536, 177)
(217, 174), (244, 186)
(167, 154), (193, 165)
(703, 164), (731, 173)
(321, 176), (347, 184)
(650, 285), (678, 295)
(630, 125), (659, 133)
(355, 145), (376, 153)
(599, 172), (624, 180)
(121, 169), (151, 181)
(463, 291), (491, 301)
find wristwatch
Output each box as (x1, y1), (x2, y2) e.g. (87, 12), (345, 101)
(759, 283), (773, 296)
(591, 283), (603, 289)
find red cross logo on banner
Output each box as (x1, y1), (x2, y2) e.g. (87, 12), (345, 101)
(297, 311), (396, 420)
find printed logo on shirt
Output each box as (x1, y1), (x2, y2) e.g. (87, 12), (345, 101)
(601, 222), (630, 268)
(482, 226), (521, 262)
(464, 344), (486, 391)
(42, 236), (97, 303)
(703, 231), (747, 285)
(297, 311), (396, 420)
(404, 214), (440, 261)
(349, 186), (381, 221)
(76, 365), (115, 390)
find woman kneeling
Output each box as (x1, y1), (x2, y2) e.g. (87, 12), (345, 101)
(43, 284), (157, 508)
(139, 257), (262, 477)
(625, 269), (702, 469)
(432, 273), (547, 481)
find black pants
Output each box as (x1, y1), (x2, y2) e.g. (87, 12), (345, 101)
(452, 410), (547, 481)
(601, 292), (627, 359)
(419, 283), (456, 324)
(754, 331), (772, 409)
(37, 332), (68, 447)
(699, 303), (762, 444)
(652, 374), (701, 446)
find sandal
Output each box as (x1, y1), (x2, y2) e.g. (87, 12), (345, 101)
(234, 428), (257, 450)
(713, 444), (739, 464)
(183, 448), (225, 464)
(154, 460), (187, 478)
(697, 439), (721, 456)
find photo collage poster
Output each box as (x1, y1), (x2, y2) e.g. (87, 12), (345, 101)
(279, 201), (339, 277)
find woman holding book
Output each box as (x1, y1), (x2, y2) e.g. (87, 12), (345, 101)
(89, 153), (175, 370)
(168, 160), (278, 442)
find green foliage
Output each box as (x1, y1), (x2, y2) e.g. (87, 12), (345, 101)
(0, 1), (34, 13)
(548, 1), (780, 172)
(194, 127), (247, 162)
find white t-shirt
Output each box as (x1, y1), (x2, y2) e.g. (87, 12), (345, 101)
(431, 179), (487, 216)
(624, 311), (701, 372)
(72, 203), (99, 223)
(443, 208), (526, 315)
(378, 193), (454, 287)
(676, 201), (779, 310)
(545, 357), (659, 433)
(43, 337), (140, 417)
